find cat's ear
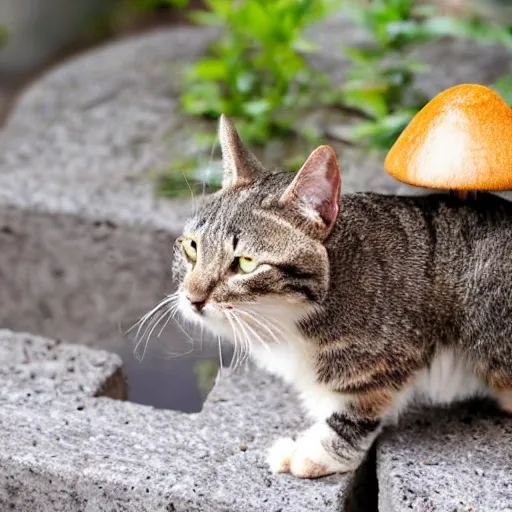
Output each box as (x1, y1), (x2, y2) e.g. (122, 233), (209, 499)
(219, 114), (265, 188)
(279, 145), (341, 232)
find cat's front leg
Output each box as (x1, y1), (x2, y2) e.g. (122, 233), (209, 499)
(268, 393), (386, 478)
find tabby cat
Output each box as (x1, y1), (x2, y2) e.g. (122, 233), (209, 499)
(172, 115), (512, 478)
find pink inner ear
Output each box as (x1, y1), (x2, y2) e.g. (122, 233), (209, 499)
(281, 145), (341, 229)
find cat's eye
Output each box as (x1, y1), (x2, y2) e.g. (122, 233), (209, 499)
(181, 238), (197, 262)
(238, 256), (258, 274)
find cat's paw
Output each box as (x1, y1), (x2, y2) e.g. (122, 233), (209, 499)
(267, 429), (356, 479)
(267, 437), (296, 474)
(288, 433), (353, 478)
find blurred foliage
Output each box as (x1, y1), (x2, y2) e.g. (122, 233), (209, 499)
(341, 0), (512, 148)
(0, 25), (8, 48)
(180, 0), (512, 150)
(152, 0), (512, 196)
(124, 0), (190, 10)
(193, 359), (219, 399)
(493, 73), (512, 105)
(181, 0), (339, 145)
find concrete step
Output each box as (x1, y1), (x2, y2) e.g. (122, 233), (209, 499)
(0, 329), (346, 511)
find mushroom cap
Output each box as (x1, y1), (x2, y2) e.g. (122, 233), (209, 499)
(384, 84), (512, 190)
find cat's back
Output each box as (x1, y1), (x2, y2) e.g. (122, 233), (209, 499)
(336, 191), (512, 259)
(331, 191), (512, 351)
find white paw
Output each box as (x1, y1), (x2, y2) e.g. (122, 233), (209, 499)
(267, 437), (296, 474)
(268, 425), (357, 479)
(289, 433), (353, 478)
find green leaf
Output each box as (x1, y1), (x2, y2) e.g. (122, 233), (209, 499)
(191, 58), (227, 80)
(344, 88), (389, 118)
(343, 45), (383, 64)
(348, 110), (416, 147)
(0, 25), (7, 48)
(292, 37), (320, 53)
(236, 71), (256, 94)
(188, 10), (225, 25)
(243, 99), (272, 117)
(167, 0), (189, 7)
(492, 74), (512, 105)
(181, 82), (224, 116)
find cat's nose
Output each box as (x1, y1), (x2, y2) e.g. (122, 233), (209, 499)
(187, 296), (206, 312)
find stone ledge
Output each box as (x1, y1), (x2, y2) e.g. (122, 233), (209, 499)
(2, 330), (512, 512)
(0, 329), (346, 511)
(378, 404), (512, 512)
(0, 329), (124, 404)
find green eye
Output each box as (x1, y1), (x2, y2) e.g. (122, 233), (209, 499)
(238, 256), (258, 273)
(181, 238), (197, 262)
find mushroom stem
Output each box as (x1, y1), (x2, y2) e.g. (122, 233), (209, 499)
(451, 190), (478, 200)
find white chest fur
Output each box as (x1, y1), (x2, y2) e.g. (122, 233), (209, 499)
(251, 340), (347, 422)
(252, 341), (491, 425)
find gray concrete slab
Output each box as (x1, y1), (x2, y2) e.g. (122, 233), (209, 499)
(377, 403), (512, 512)
(0, 329), (346, 511)
(0, 328), (124, 404)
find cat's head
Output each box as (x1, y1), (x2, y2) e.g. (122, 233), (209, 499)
(174, 115), (341, 345)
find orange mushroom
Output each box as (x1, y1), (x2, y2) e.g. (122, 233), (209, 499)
(384, 84), (512, 199)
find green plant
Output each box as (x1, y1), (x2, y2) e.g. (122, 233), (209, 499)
(341, 0), (512, 148)
(160, 0), (512, 198)
(493, 73), (512, 105)
(193, 360), (219, 399)
(0, 25), (8, 48)
(125, 0), (190, 10)
(181, 0), (338, 145)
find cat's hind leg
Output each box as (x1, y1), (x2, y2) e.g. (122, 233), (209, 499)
(496, 390), (512, 414)
(480, 369), (512, 415)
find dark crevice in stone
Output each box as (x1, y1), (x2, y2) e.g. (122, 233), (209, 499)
(338, 443), (378, 512)
(93, 367), (128, 401)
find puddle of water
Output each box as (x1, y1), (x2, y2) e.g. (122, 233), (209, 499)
(116, 319), (231, 413)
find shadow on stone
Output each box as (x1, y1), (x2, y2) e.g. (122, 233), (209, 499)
(93, 366), (128, 401)
(338, 443), (378, 512)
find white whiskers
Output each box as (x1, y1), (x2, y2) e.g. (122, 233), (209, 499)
(220, 305), (290, 371)
(130, 291), (294, 383)
(128, 292), (180, 362)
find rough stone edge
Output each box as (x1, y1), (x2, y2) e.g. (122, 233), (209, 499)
(0, 330), (347, 512)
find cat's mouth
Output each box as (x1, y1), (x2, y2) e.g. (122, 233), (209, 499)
(177, 292), (290, 346)
(177, 293), (233, 334)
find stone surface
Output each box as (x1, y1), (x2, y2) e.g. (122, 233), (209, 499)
(378, 403), (512, 512)
(0, 328), (124, 404)
(0, 27), (217, 355)
(0, 329), (346, 511)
